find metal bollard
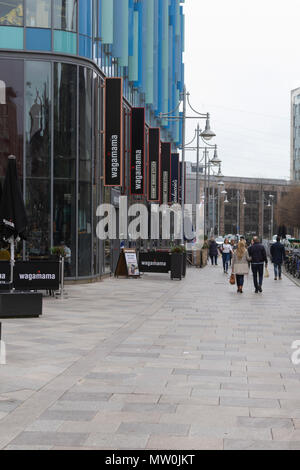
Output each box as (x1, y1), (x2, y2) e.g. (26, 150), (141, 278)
(60, 256), (65, 298)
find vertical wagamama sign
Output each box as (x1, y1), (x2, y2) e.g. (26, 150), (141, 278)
(130, 108), (145, 195)
(171, 153), (179, 203)
(104, 78), (123, 186)
(179, 161), (186, 204)
(160, 142), (171, 204)
(147, 128), (161, 202)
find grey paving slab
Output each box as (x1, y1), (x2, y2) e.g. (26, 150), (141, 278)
(117, 422), (190, 436)
(84, 433), (149, 449)
(9, 432), (89, 447)
(224, 439), (300, 450)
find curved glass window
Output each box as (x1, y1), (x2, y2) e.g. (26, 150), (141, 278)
(0, 1), (23, 26)
(26, 0), (51, 28)
(53, 0), (77, 32)
(25, 61), (51, 259)
(53, 63), (77, 278)
(25, 61), (51, 178)
(78, 67), (92, 277)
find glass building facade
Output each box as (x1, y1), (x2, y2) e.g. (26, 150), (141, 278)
(0, 0), (185, 280)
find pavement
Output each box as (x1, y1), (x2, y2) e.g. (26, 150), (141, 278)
(0, 262), (300, 450)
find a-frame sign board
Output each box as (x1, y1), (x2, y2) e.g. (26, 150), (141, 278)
(114, 249), (140, 278)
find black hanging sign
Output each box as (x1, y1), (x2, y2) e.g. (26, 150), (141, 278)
(104, 78), (123, 187)
(171, 153), (180, 203)
(147, 128), (161, 202)
(179, 161), (186, 204)
(130, 108), (145, 195)
(160, 142), (171, 204)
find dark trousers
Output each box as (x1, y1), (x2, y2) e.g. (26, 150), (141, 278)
(236, 274), (244, 287)
(251, 264), (264, 290)
(222, 253), (230, 272)
(210, 255), (218, 265)
(274, 263), (282, 278)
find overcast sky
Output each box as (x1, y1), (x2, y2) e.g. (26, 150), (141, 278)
(184, 0), (300, 179)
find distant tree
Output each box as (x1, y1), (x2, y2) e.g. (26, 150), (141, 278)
(276, 185), (300, 234)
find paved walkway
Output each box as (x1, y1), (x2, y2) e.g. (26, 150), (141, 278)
(0, 264), (300, 450)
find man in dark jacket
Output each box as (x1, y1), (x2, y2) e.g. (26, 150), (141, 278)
(248, 236), (268, 293)
(270, 236), (286, 280)
(208, 237), (219, 265)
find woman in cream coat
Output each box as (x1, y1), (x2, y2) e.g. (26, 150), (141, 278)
(231, 240), (251, 293)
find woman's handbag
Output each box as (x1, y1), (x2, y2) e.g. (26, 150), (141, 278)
(265, 266), (270, 278)
(229, 273), (236, 285)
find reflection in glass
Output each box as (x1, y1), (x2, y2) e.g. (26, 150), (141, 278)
(78, 67), (92, 277)
(0, 0), (23, 26)
(26, 179), (50, 258)
(53, 0), (77, 32)
(0, 58), (23, 177)
(25, 61), (51, 259)
(54, 63), (76, 178)
(53, 181), (76, 277)
(25, 61), (51, 177)
(26, 0), (50, 28)
(54, 63), (77, 277)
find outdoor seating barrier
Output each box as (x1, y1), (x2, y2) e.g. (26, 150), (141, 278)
(0, 259), (61, 294)
(138, 251), (186, 280)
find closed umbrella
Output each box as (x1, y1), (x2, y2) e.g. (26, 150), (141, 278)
(0, 155), (28, 288)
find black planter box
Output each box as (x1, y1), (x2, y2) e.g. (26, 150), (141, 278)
(0, 292), (42, 318)
(171, 253), (182, 280)
(182, 253), (187, 277)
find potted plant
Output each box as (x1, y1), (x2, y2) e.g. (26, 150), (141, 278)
(50, 246), (65, 259)
(201, 240), (210, 267)
(170, 245), (185, 280)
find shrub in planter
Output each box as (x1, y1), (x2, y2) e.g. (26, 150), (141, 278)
(51, 246), (65, 259)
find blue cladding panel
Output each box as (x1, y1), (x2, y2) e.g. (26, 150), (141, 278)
(26, 28), (51, 51)
(0, 26), (23, 49)
(53, 30), (77, 54)
(79, 0), (92, 36)
(128, 0), (134, 56)
(79, 35), (92, 58)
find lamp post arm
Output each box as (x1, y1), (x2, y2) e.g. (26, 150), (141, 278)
(159, 100), (181, 117)
(186, 93), (208, 117)
(201, 136), (216, 147)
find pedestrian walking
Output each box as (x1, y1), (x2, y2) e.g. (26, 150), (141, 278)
(248, 236), (268, 293)
(270, 236), (286, 280)
(208, 237), (218, 266)
(221, 238), (233, 274)
(231, 240), (250, 293)
(229, 239), (236, 266)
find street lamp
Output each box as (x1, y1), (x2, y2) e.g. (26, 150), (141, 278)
(200, 114), (216, 140)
